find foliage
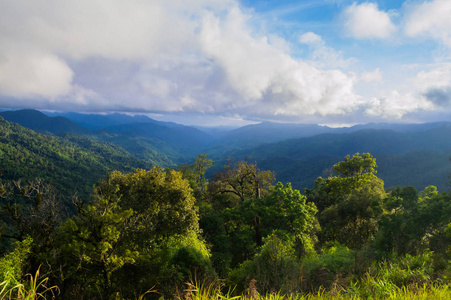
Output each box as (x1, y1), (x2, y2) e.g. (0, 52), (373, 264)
(178, 154), (214, 198)
(58, 168), (208, 299)
(0, 117), (150, 198)
(300, 244), (356, 293)
(306, 153), (386, 249)
(0, 238), (32, 291)
(209, 159), (275, 203)
(229, 234), (302, 294)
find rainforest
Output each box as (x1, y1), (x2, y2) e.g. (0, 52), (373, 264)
(2, 111), (451, 299)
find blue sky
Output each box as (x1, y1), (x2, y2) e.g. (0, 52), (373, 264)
(0, 0), (450, 126)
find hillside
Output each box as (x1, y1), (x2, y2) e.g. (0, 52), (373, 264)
(46, 110), (214, 163)
(0, 109), (89, 134)
(211, 127), (451, 191)
(207, 121), (451, 154)
(0, 117), (150, 198)
(3, 109), (451, 191)
(0, 109), (196, 166)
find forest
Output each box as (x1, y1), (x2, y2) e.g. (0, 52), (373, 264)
(2, 114), (451, 299)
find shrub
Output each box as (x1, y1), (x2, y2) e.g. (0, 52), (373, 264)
(229, 234), (301, 295)
(300, 244), (356, 292)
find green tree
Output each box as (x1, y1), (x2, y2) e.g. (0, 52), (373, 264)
(306, 153), (385, 249)
(59, 178), (136, 298)
(375, 186), (423, 255)
(59, 167), (208, 298)
(209, 159), (275, 204)
(178, 154), (213, 198)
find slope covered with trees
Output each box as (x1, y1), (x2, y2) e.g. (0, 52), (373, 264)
(0, 117), (150, 197)
(214, 127), (451, 191)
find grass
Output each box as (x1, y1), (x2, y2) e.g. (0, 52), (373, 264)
(0, 267), (58, 300)
(171, 280), (451, 300)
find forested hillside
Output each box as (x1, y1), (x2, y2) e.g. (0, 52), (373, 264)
(0, 117), (150, 198)
(3, 109), (451, 191)
(0, 109), (89, 135)
(2, 109), (211, 165)
(214, 127), (451, 190)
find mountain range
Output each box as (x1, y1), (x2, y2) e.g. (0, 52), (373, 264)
(1, 109), (450, 192)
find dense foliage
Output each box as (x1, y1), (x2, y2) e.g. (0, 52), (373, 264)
(2, 118), (451, 299)
(0, 117), (150, 198)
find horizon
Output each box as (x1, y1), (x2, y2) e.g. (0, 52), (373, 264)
(0, 0), (450, 126)
(2, 107), (447, 130)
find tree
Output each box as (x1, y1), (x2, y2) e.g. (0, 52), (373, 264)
(178, 154), (213, 198)
(209, 159), (275, 204)
(306, 153), (385, 249)
(59, 168), (206, 298)
(256, 182), (318, 257)
(59, 177), (136, 298)
(0, 178), (64, 277)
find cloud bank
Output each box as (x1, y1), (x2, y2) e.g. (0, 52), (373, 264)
(0, 0), (449, 124)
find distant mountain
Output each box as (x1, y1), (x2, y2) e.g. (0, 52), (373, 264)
(104, 122), (213, 162)
(209, 122), (333, 151)
(0, 109), (89, 134)
(193, 125), (238, 137)
(45, 111), (214, 163)
(209, 126), (451, 191)
(44, 111), (181, 130)
(2, 109), (214, 166)
(207, 121), (451, 155)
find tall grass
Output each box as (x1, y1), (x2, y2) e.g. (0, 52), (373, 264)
(0, 267), (58, 300)
(172, 280), (451, 300)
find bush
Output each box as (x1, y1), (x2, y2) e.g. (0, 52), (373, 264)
(300, 244), (356, 292)
(0, 237), (32, 297)
(229, 234), (301, 295)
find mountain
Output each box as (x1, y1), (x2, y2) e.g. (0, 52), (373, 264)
(0, 116), (150, 198)
(210, 126), (451, 191)
(209, 122), (333, 152)
(0, 109), (90, 134)
(44, 111), (183, 130)
(2, 109), (214, 166)
(105, 122), (213, 160)
(45, 110), (214, 163)
(207, 121), (451, 155)
(3, 108), (451, 192)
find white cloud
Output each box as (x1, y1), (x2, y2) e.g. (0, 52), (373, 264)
(364, 91), (434, 119)
(363, 63), (451, 119)
(299, 32), (324, 46)
(299, 32), (356, 69)
(360, 68), (382, 83)
(0, 50), (73, 98)
(404, 0), (451, 47)
(342, 2), (396, 39)
(1, 0), (442, 124)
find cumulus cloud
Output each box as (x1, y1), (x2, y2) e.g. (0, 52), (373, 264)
(403, 0), (451, 47)
(342, 2), (396, 39)
(0, 51), (73, 98)
(3, 0), (448, 124)
(363, 63), (451, 119)
(364, 91), (434, 119)
(0, 0), (363, 120)
(415, 63), (451, 107)
(360, 69), (382, 83)
(299, 32), (356, 69)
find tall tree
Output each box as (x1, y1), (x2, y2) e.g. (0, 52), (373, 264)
(59, 167), (205, 298)
(178, 154), (214, 198)
(306, 153), (385, 249)
(209, 159), (275, 204)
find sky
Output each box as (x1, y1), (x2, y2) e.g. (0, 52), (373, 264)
(0, 0), (450, 127)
